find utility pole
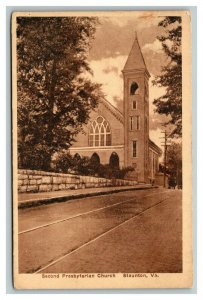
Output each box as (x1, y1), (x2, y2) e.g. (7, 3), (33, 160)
(159, 126), (171, 188)
(163, 130), (167, 187)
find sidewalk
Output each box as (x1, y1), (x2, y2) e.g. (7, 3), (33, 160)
(18, 184), (158, 208)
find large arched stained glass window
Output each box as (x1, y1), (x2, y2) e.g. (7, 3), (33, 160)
(89, 116), (111, 147)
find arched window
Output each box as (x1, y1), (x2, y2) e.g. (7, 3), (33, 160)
(130, 81), (139, 95)
(90, 153), (100, 165)
(109, 152), (119, 168)
(89, 116), (111, 147)
(74, 153), (81, 161)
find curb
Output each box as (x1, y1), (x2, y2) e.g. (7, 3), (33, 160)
(18, 185), (159, 209)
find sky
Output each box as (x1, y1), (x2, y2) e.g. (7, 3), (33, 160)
(86, 15), (170, 151)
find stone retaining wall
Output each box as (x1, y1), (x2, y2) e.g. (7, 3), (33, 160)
(18, 169), (137, 193)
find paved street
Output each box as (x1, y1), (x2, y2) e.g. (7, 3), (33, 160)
(18, 188), (182, 274)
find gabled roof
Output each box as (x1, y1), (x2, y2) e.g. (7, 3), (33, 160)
(122, 32), (150, 76)
(149, 139), (162, 156)
(100, 97), (124, 124)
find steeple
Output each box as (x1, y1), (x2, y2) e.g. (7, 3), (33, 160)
(123, 32), (150, 76)
(122, 31), (150, 182)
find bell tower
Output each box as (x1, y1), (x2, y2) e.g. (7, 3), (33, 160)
(122, 32), (150, 182)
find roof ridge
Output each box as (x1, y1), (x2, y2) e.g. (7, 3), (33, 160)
(100, 97), (124, 124)
(149, 139), (162, 155)
(101, 97), (123, 116)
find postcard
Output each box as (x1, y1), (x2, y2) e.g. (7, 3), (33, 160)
(12, 10), (193, 289)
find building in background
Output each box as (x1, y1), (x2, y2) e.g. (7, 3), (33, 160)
(70, 33), (162, 182)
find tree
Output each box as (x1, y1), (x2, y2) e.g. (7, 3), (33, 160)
(51, 150), (74, 173)
(17, 17), (101, 170)
(153, 17), (182, 137)
(166, 142), (182, 186)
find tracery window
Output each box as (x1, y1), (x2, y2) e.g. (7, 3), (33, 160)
(89, 116), (111, 147)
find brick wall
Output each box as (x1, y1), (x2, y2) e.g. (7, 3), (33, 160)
(18, 169), (138, 193)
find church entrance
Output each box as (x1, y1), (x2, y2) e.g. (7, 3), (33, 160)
(109, 152), (119, 168)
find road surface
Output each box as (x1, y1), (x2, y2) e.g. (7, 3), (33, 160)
(18, 188), (182, 273)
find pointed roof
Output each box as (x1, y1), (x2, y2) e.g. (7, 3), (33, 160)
(123, 32), (150, 76)
(100, 97), (124, 124)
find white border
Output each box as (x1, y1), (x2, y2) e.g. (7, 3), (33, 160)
(1, 0), (202, 299)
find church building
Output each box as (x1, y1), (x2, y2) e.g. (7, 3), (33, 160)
(69, 33), (162, 183)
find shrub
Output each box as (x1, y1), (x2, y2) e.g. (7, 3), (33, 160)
(52, 151), (74, 173)
(52, 152), (134, 179)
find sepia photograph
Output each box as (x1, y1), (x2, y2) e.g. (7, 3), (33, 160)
(12, 10), (192, 289)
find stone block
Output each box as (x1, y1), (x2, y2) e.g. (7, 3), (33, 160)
(65, 177), (72, 184)
(18, 180), (23, 186)
(18, 170), (27, 174)
(61, 177), (67, 184)
(18, 186), (27, 193)
(18, 174), (28, 180)
(26, 170), (35, 175)
(58, 184), (66, 190)
(82, 176), (88, 183)
(33, 176), (42, 180)
(41, 176), (52, 184)
(65, 184), (71, 189)
(66, 177), (74, 184)
(37, 179), (42, 185)
(52, 184), (59, 191)
(30, 179), (37, 185)
(78, 183), (85, 189)
(89, 177), (93, 183)
(26, 185), (38, 192)
(23, 179), (29, 185)
(53, 177), (63, 184)
(39, 184), (51, 192)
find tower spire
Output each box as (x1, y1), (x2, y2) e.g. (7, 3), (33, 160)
(122, 31), (150, 182)
(122, 32), (149, 76)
